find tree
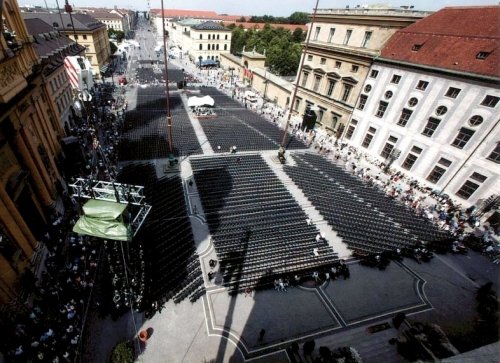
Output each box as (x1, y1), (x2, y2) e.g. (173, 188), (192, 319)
(109, 41), (118, 54)
(108, 29), (125, 43)
(238, 16), (247, 22)
(292, 28), (305, 42)
(289, 12), (309, 24)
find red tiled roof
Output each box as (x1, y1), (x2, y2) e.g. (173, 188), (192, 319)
(222, 21), (307, 32)
(150, 9), (241, 21)
(380, 6), (500, 78)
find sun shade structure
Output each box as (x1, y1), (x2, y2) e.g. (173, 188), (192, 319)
(187, 95), (215, 107)
(73, 199), (131, 241)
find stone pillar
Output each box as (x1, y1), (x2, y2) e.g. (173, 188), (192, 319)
(12, 127), (55, 209)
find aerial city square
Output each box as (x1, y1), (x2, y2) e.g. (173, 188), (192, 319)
(0, 0), (499, 362)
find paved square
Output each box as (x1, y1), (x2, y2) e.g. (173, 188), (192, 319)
(322, 262), (429, 324)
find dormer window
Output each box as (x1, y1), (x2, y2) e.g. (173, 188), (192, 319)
(412, 44), (422, 51)
(53, 22), (59, 27)
(476, 51), (490, 60)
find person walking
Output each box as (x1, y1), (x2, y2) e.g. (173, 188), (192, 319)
(258, 329), (266, 342)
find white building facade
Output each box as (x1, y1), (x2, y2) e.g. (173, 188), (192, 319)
(344, 6), (500, 207)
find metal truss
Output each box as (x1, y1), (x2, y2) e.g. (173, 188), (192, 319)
(69, 178), (147, 205)
(69, 178), (152, 237)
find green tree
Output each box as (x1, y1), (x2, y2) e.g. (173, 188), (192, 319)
(289, 12), (309, 24)
(109, 41), (118, 54)
(230, 26), (246, 54)
(238, 16), (247, 22)
(108, 29), (125, 42)
(292, 28), (305, 42)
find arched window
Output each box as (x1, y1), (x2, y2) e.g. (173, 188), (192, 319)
(208, 34), (211, 39)
(469, 115), (483, 126)
(436, 105), (448, 116)
(224, 44), (227, 50)
(199, 44), (202, 50)
(408, 97), (418, 107)
(216, 44), (219, 50)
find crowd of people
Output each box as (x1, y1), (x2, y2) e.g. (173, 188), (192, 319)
(1, 79), (133, 362)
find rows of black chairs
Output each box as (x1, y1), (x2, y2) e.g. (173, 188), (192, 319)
(119, 87), (202, 159)
(283, 153), (451, 255)
(195, 88), (307, 152)
(117, 162), (204, 308)
(191, 154), (339, 293)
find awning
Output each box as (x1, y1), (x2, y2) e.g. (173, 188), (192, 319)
(188, 95), (215, 107)
(73, 199), (130, 241)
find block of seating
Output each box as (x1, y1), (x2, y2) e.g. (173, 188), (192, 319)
(191, 154), (339, 292)
(117, 163), (203, 305)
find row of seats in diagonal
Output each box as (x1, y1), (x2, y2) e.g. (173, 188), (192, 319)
(213, 223), (316, 245)
(209, 208), (307, 228)
(220, 244), (336, 275)
(297, 153), (450, 242)
(284, 159), (419, 253)
(222, 249), (339, 288)
(215, 238), (323, 263)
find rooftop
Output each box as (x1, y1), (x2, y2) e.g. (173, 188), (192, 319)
(192, 21), (228, 31)
(150, 8), (241, 21)
(380, 6), (500, 78)
(22, 12), (105, 31)
(222, 21), (307, 32)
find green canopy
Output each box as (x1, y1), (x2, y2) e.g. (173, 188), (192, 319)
(73, 199), (131, 241)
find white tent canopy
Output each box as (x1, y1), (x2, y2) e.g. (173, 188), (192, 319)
(187, 95), (215, 107)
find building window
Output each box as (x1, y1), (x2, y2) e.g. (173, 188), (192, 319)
(487, 143), (500, 163)
(74, 35), (78, 40)
(294, 99), (301, 111)
(341, 84), (352, 102)
(397, 108), (413, 127)
(216, 44), (219, 50)
(313, 75), (321, 92)
(422, 117), (441, 137)
(301, 72), (309, 87)
(361, 31), (372, 48)
(427, 165), (446, 184)
(200, 34), (202, 39)
(317, 58), (325, 66)
(456, 174), (486, 200)
(412, 44), (422, 51)
(469, 115), (483, 126)
(314, 26), (321, 41)
(199, 44), (203, 50)
(357, 94), (368, 110)
(83, 34), (87, 40)
(375, 101), (388, 118)
(351, 65), (359, 73)
(217, 34), (220, 40)
(401, 146), (423, 170)
(408, 97), (418, 107)
(381, 136), (398, 158)
(361, 127), (376, 148)
(225, 34), (228, 40)
(331, 115), (339, 130)
(326, 80), (336, 96)
(364, 84), (372, 93)
(370, 69), (379, 78)
(451, 128), (475, 149)
(345, 119), (358, 140)
(343, 29), (352, 45)
(435, 106), (448, 116)
(391, 75), (401, 84)
(481, 95), (499, 108)
(318, 109), (324, 123)
(445, 87), (461, 98)
(385, 91), (393, 99)
(476, 51), (490, 60)
(335, 61), (341, 68)
(328, 28), (335, 42)
(224, 44), (227, 50)
(307, 55), (313, 61)
(416, 80), (429, 90)
(208, 34), (211, 40)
